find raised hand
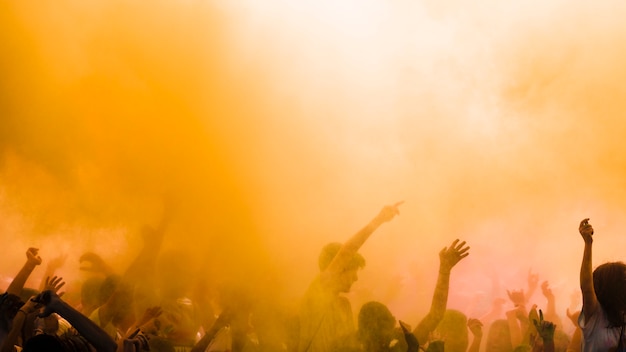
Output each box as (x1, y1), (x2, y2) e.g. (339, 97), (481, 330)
(20, 295), (42, 315)
(566, 308), (580, 326)
(26, 247), (42, 266)
(541, 281), (554, 300)
(506, 304), (530, 323)
(43, 276), (66, 296)
(32, 290), (61, 318)
(467, 318), (483, 338)
(507, 289), (526, 307)
(532, 310), (556, 341)
(569, 289), (581, 311)
(579, 218), (594, 243)
(375, 201), (404, 223)
(439, 239), (470, 273)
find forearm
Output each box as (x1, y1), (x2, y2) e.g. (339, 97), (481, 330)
(326, 217), (383, 276)
(580, 242), (597, 316)
(413, 270), (450, 342)
(543, 299), (562, 329)
(506, 313), (522, 347)
(567, 328), (582, 352)
(7, 262), (37, 296)
(543, 339), (555, 352)
(0, 310), (27, 352)
(468, 335), (482, 352)
(51, 299), (117, 352)
(190, 321), (224, 352)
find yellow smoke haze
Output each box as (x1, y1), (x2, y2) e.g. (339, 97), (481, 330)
(2, 0), (626, 325)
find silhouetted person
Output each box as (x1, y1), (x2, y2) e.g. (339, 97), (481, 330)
(296, 202), (402, 352)
(577, 218), (626, 351)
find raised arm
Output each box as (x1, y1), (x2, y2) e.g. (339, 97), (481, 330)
(322, 202), (402, 279)
(526, 270), (539, 304)
(505, 305), (528, 347)
(578, 218), (598, 321)
(6, 248), (42, 296)
(566, 309), (582, 352)
(413, 239), (470, 343)
(532, 310), (556, 352)
(38, 254), (67, 292)
(467, 318), (483, 352)
(540, 281), (562, 329)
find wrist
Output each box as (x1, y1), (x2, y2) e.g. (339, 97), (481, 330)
(370, 217), (384, 227)
(15, 309), (29, 319)
(438, 267), (451, 275)
(24, 261), (38, 270)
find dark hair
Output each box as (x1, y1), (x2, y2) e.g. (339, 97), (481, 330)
(357, 301), (395, 343)
(318, 242), (365, 272)
(593, 261), (626, 327)
(23, 334), (65, 352)
(436, 310), (468, 352)
(0, 293), (25, 332)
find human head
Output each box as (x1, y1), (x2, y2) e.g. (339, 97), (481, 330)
(358, 301), (396, 351)
(318, 242), (366, 272)
(319, 242), (365, 293)
(23, 334), (65, 352)
(435, 310), (468, 352)
(485, 319), (512, 352)
(593, 261), (626, 327)
(0, 292), (24, 334)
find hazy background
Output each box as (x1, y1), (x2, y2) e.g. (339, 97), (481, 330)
(2, 0), (626, 329)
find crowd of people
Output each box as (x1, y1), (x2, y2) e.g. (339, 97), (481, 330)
(0, 204), (623, 352)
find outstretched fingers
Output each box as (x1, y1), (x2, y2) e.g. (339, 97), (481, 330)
(45, 276), (66, 295)
(451, 239), (470, 258)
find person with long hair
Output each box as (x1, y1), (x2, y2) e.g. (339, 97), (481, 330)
(577, 218), (626, 351)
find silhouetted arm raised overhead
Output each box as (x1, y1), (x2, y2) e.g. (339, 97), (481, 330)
(321, 201), (403, 282)
(578, 218), (598, 321)
(413, 239), (470, 344)
(6, 247), (42, 296)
